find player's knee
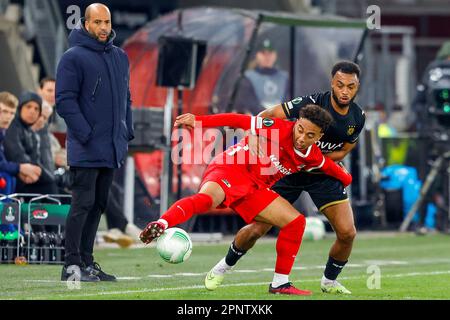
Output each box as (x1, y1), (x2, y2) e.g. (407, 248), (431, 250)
(337, 226), (356, 244)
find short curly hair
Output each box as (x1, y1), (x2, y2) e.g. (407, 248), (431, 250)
(298, 104), (333, 132)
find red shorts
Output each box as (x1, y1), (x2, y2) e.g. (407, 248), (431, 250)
(200, 164), (280, 223)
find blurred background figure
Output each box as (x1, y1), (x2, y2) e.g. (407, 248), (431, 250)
(234, 39), (289, 114)
(3, 91), (58, 195)
(38, 77), (66, 133)
(103, 165), (143, 248)
(0, 91), (41, 194)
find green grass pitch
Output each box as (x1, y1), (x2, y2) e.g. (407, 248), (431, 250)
(1, 233), (449, 300)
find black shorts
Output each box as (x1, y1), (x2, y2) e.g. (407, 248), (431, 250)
(271, 171), (349, 212)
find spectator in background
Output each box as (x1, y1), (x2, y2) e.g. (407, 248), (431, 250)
(0, 91), (41, 190)
(3, 91), (58, 195)
(38, 77), (68, 169)
(39, 77), (66, 133)
(30, 103), (70, 194)
(234, 39), (289, 114)
(103, 166), (142, 247)
(31, 104), (55, 177)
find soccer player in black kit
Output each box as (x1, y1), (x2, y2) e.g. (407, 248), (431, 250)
(205, 61), (365, 294)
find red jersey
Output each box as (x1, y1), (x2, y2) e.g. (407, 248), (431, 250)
(195, 114), (351, 189)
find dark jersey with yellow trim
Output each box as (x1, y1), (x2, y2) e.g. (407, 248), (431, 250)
(281, 91), (365, 154)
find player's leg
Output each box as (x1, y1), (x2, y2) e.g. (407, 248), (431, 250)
(207, 178), (302, 283)
(305, 175), (354, 294)
(140, 181), (224, 244)
(320, 200), (355, 294)
(254, 196), (311, 295)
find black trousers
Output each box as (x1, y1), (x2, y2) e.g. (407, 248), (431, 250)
(105, 165), (129, 232)
(64, 167), (114, 266)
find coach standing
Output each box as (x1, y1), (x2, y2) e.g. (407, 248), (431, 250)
(56, 3), (134, 282)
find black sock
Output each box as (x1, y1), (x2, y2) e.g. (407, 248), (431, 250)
(224, 241), (247, 267)
(324, 256), (347, 281)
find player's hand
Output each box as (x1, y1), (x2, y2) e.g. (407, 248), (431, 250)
(174, 113), (195, 130)
(248, 133), (266, 158)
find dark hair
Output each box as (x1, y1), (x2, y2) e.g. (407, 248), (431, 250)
(39, 76), (56, 89)
(299, 104), (333, 132)
(331, 61), (361, 79)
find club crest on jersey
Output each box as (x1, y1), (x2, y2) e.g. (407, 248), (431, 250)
(263, 118), (274, 127)
(347, 126), (356, 136)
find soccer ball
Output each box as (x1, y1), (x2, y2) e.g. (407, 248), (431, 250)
(303, 217), (326, 241)
(156, 227), (193, 264)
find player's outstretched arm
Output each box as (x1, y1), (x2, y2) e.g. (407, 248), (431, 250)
(176, 113), (256, 130)
(319, 157), (352, 187)
(258, 104), (286, 119)
(174, 113), (196, 129)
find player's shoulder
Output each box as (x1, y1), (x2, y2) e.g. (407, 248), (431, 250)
(289, 92), (327, 106)
(349, 101), (366, 124)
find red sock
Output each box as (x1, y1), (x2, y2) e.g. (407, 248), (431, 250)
(275, 215), (306, 275)
(160, 193), (213, 227)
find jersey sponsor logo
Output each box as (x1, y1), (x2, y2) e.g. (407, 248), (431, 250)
(269, 155), (292, 176)
(347, 126), (356, 136)
(316, 141), (343, 152)
(221, 179), (231, 188)
(262, 118), (274, 127)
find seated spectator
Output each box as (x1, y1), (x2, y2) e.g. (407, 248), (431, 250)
(31, 104), (55, 175)
(3, 92), (58, 195)
(0, 91), (41, 192)
(30, 103), (70, 194)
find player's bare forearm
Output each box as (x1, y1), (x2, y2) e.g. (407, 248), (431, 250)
(325, 142), (357, 162)
(324, 151), (347, 162)
(257, 104), (286, 119)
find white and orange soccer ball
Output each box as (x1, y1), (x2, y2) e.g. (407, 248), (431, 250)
(156, 227), (193, 264)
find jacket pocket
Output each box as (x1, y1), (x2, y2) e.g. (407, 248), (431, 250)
(91, 76), (102, 102)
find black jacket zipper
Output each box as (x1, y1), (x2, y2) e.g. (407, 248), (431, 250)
(92, 76), (101, 101)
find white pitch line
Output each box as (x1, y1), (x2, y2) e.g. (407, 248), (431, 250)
(21, 258), (450, 284)
(31, 269), (450, 299)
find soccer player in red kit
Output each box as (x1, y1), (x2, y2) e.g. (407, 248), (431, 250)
(140, 105), (352, 295)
